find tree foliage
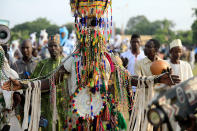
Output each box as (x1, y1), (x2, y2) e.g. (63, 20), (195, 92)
(125, 15), (175, 36)
(10, 18), (75, 43)
(125, 15), (150, 35)
(176, 30), (193, 45)
(153, 19), (176, 44)
(115, 27), (121, 35)
(124, 15), (195, 45)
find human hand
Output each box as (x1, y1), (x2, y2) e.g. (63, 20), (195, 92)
(159, 73), (181, 86)
(1, 78), (22, 91)
(121, 57), (128, 68)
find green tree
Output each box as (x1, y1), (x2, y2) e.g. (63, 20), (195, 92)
(115, 27), (121, 35)
(176, 30), (193, 45)
(12, 18), (52, 33)
(125, 15), (150, 35)
(46, 25), (59, 36)
(192, 8), (197, 44)
(11, 18), (59, 42)
(124, 15), (175, 38)
(153, 19), (175, 44)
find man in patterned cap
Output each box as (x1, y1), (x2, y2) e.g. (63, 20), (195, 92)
(31, 34), (64, 131)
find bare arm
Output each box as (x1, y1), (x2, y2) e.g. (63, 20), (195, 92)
(130, 73), (180, 87)
(2, 65), (69, 91)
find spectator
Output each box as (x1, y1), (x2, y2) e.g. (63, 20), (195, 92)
(11, 40), (38, 79)
(121, 34), (145, 75)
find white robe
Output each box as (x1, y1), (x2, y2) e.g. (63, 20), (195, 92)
(167, 60), (193, 82)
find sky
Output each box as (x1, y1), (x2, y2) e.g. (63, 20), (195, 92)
(1, 0), (197, 30)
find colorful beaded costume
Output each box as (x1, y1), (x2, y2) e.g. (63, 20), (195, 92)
(63, 0), (134, 130)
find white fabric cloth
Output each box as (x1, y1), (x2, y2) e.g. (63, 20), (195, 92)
(128, 76), (155, 131)
(0, 47), (22, 131)
(121, 49), (145, 75)
(1, 54), (20, 109)
(39, 29), (48, 47)
(121, 49), (145, 92)
(30, 32), (37, 48)
(22, 81), (41, 131)
(113, 35), (122, 48)
(189, 50), (195, 69)
(63, 56), (81, 95)
(62, 39), (75, 56)
(170, 39), (182, 49)
(167, 60), (193, 82)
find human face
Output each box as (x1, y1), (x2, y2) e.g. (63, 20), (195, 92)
(48, 42), (61, 58)
(61, 32), (66, 39)
(170, 46), (182, 61)
(20, 41), (32, 58)
(144, 41), (157, 61)
(130, 38), (141, 52)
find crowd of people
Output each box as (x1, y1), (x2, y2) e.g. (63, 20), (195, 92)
(0, 26), (77, 130)
(1, 0), (197, 130)
(109, 34), (196, 71)
(0, 26), (196, 129)
(3, 27), (76, 79)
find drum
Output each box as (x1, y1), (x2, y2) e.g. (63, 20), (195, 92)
(150, 60), (170, 75)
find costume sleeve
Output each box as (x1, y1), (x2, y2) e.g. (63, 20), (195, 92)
(134, 61), (142, 76)
(63, 57), (73, 73)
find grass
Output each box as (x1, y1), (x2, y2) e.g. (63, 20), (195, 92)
(193, 63), (197, 76)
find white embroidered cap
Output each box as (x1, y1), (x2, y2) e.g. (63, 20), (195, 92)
(170, 39), (182, 49)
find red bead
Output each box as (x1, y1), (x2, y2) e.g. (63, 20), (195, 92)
(76, 120), (79, 124)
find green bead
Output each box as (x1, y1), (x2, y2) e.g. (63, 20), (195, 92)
(90, 81), (94, 87)
(103, 124), (107, 130)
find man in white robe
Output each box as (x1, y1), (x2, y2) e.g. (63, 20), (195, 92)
(165, 39), (193, 131)
(167, 39), (193, 82)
